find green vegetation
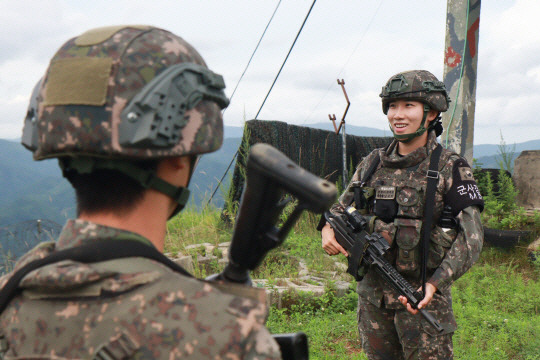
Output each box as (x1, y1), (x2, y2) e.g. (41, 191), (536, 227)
(166, 206), (539, 360)
(474, 138), (540, 233)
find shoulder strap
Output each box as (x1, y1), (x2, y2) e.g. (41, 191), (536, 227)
(0, 240), (192, 314)
(360, 151), (382, 187)
(421, 143), (443, 296)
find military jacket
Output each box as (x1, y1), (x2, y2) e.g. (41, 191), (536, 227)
(332, 132), (484, 335)
(0, 219), (281, 359)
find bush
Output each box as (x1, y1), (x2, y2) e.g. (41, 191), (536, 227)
(474, 165), (535, 232)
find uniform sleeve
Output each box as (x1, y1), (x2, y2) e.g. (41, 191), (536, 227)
(428, 205), (484, 292)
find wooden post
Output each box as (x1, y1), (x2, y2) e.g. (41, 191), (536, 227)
(441, 0), (481, 164)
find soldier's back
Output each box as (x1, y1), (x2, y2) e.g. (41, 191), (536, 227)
(0, 255), (280, 359)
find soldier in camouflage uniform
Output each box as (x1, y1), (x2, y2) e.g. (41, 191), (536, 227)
(321, 70), (484, 359)
(0, 25), (281, 359)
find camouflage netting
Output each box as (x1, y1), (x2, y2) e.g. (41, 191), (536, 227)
(226, 120), (392, 209)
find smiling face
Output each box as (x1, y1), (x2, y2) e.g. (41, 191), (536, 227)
(387, 99), (438, 153)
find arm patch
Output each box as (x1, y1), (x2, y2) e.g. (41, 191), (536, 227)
(445, 158), (484, 216)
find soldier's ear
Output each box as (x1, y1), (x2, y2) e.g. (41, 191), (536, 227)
(426, 110), (439, 123)
(155, 157), (191, 184)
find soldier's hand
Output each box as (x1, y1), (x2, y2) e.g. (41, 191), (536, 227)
(321, 223), (348, 256)
(379, 230), (392, 245)
(398, 282), (437, 315)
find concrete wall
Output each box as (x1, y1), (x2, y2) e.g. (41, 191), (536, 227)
(514, 150), (540, 209)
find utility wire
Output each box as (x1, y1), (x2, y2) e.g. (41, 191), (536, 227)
(207, 0), (318, 207)
(255, 0), (317, 119)
(223, 0), (282, 115)
(205, 0), (283, 208)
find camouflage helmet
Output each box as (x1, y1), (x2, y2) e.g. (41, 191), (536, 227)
(22, 26), (229, 216)
(380, 70), (449, 142)
(379, 70), (449, 115)
(22, 25), (229, 160)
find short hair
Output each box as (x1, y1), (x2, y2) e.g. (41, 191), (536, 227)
(65, 160), (159, 216)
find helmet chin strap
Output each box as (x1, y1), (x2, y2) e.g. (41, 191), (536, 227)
(59, 157), (191, 220)
(389, 104), (431, 143)
(167, 156), (199, 219)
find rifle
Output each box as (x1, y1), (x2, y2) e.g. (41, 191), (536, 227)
(209, 143), (337, 359)
(324, 207), (444, 333)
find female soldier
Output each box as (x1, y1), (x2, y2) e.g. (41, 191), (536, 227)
(321, 70), (484, 359)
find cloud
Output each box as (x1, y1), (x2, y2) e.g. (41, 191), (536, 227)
(0, 0), (537, 146)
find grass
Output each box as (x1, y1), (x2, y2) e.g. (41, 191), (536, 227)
(452, 247), (540, 360)
(166, 208), (539, 359)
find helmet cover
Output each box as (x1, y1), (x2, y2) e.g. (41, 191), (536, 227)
(379, 70), (449, 114)
(24, 25), (229, 160)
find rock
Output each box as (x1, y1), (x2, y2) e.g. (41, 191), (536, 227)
(172, 255), (194, 273)
(527, 237), (540, 265)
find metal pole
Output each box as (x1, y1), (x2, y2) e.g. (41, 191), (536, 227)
(441, 0), (481, 164)
(328, 80), (351, 186)
(342, 121), (347, 185)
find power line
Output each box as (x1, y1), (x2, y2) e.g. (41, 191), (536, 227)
(223, 0), (282, 115)
(205, 0), (284, 208)
(207, 0), (318, 207)
(254, 0), (317, 119)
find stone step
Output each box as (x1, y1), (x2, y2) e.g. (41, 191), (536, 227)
(166, 241), (353, 308)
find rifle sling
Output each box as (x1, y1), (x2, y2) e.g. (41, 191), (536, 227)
(0, 239), (192, 314)
(422, 144), (443, 296)
(360, 152), (381, 187)
(317, 145), (386, 231)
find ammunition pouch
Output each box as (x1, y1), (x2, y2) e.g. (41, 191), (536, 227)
(394, 219), (458, 275)
(394, 218), (422, 277)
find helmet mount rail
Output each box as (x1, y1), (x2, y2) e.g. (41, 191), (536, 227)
(119, 63), (229, 149)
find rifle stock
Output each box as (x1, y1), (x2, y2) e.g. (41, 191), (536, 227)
(208, 143), (337, 359)
(213, 143), (337, 284)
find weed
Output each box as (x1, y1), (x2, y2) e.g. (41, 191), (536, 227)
(163, 178), (539, 359)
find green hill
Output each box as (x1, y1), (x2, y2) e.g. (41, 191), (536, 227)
(0, 137), (242, 226)
(0, 139), (74, 226)
(1, 126), (539, 226)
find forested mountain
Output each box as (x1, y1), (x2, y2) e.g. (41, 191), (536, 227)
(1, 125), (539, 227)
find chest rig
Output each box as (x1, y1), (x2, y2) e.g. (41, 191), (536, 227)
(353, 144), (446, 294)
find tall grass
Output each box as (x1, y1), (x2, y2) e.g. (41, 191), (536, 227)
(165, 208), (539, 359)
(452, 248), (540, 360)
(165, 204), (231, 255)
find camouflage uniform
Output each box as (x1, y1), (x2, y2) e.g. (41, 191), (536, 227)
(332, 131), (484, 360)
(328, 70), (484, 360)
(0, 26), (282, 359)
(0, 219), (281, 359)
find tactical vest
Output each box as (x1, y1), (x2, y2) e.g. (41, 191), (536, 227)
(355, 147), (458, 278)
(0, 239), (271, 359)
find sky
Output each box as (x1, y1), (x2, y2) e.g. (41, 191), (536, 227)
(1, 0), (539, 146)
